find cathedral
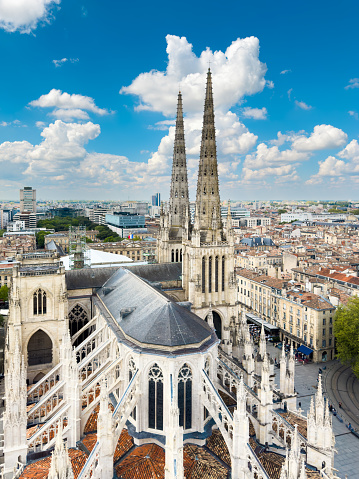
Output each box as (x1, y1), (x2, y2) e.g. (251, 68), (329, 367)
(2, 71), (338, 479)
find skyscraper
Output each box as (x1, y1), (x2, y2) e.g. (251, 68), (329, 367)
(20, 186), (36, 213)
(151, 193), (161, 206)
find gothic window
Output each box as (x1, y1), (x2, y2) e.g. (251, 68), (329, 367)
(176, 249), (179, 262)
(203, 185), (207, 195)
(222, 256), (225, 292)
(211, 168), (214, 176)
(33, 289), (46, 315)
(215, 256), (219, 292)
(174, 207), (177, 214)
(212, 188), (214, 195)
(178, 364), (192, 430)
(203, 207), (206, 215)
(175, 190), (178, 198)
(181, 190), (185, 198)
(148, 364), (164, 430)
(181, 176), (184, 182)
(28, 330), (52, 366)
(175, 175), (178, 182)
(208, 256), (212, 293)
(69, 304), (89, 344)
(202, 257), (206, 293)
(204, 168), (207, 176)
(171, 249), (174, 262)
(180, 249), (183, 262)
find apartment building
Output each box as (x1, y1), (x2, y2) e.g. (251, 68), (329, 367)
(236, 267), (336, 362)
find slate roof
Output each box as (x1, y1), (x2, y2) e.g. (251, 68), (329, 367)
(65, 266), (120, 290)
(97, 268), (214, 348)
(125, 262), (182, 282)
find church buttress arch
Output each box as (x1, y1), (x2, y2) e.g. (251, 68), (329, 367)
(27, 329), (53, 367)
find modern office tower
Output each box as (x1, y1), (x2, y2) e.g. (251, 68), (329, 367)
(151, 193), (161, 206)
(20, 187), (36, 213)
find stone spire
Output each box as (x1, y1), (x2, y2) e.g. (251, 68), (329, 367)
(48, 422), (74, 479)
(169, 91), (190, 229)
(194, 69), (222, 242)
(259, 323), (267, 359)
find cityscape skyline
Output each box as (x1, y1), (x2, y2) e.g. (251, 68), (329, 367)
(0, 0), (358, 201)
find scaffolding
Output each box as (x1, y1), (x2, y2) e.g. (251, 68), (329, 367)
(68, 226), (90, 270)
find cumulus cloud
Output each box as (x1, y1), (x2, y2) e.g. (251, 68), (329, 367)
(292, 124), (348, 151)
(345, 78), (359, 90)
(0, 0), (60, 33)
(244, 143), (310, 170)
(52, 58), (79, 67)
(242, 107), (267, 120)
(29, 89), (109, 119)
(295, 100), (312, 110)
(306, 140), (359, 184)
(121, 34), (267, 116)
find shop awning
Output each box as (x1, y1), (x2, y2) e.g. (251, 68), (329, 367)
(297, 345), (313, 356)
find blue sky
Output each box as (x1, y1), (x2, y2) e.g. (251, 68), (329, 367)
(0, 0), (358, 201)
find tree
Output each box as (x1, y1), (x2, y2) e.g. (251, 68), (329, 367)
(0, 229), (5, 237)
(36, 231), (52, 248)
(277, 209), (287, 214)
(334, 297), (359, 377)
(0, 285), (9, 302)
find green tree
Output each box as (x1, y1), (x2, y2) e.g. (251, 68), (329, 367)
(334, 297), (359, 377)
(0, 314), (5, 326)
(36, 231), (52, 248)
(0, 229), (5, 237)
(0, 285), (9, 302)
(277, 209), (287, 214)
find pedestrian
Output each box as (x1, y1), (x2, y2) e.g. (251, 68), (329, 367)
(339, 402), (342, 408)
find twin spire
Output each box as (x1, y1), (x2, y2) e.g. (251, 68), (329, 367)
(169, 69), (223, 240)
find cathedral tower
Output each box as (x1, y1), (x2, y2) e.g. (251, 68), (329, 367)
(182, 70), (237, 353)
(157, 92), (190, 264)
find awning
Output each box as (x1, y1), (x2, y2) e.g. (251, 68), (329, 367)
(297, 345), (313, 356)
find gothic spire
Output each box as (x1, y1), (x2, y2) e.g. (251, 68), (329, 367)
(194, 69), (222, 241)
(169, 91), (190, 228)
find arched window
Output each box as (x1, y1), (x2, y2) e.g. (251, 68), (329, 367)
(28, 330), (52, 366)
(213, 311), (222, 340)
(171, 249), (174, 262)
(33, 289), (46, 315)
(69, 304), (89, 345)
(176, 249), (179, 262)
(208, 256), (212, 293)
(205, 357), (210, 376)
(222, 256), (225, 292)
(180, 249), (182, 262)
(202, 257), (206, 293)
(178, 364), (192, 429)
(215, 256), (219, 292)
(148, 364), (163, 430)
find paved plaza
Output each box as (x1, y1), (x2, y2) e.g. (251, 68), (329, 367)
(267, 342), (359, 478)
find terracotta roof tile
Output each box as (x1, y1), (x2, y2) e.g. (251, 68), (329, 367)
(115, 443), (165, 479)
(113, 428), (134, 463)
(206, 429), (231, 467)
(19, 449), (87, 479)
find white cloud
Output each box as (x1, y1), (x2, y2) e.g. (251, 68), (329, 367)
(148, 119), (176, 131)
(29, 89), (109, 118)
(295, 100), (312, 110)
(349, 110), (358, 120)
(345, 78), (359, 90)
(338, 139), (359, 161)
(287, 88), (293, 100)
(266, 80), (274, 89)
(292, 124), (348, 152)
(242, 164), (298, 184)
(242, 107), (267, 120)
(307, 140), (359, 184)
(35, 121), (46, 129)
(0, 0), (60, 33)
(30, 89), (108, 114)
(244, 143), (310, 170)
(280, 69), (291, 75)
(50, 108), (90, 121)
(52, 58), (79, 67)
(121, 34), (267, 116)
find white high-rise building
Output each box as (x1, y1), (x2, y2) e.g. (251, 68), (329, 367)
(20, 186), (36, 213)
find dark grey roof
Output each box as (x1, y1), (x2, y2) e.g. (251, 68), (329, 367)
(125, 262), (182, 282)
(65, 267), (120, 290)
(240, 237), (275, 247)
(97, 268), (214, 349)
